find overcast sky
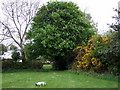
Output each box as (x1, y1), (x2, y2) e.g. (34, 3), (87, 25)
(40, 0), (119, 34)
(1, 0), (119, 34)
(0, 0), (119, 46)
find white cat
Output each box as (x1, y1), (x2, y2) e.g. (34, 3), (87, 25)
(35, 82), (46, 86)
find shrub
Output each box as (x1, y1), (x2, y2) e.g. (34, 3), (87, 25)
(72, 35), (110, 73)
(2, 60), (43, 70)
(93, 31), (120, 75)
(13, 62), (23, 69)
(2, 60), (14, 69)
(25, 60), (43, 69)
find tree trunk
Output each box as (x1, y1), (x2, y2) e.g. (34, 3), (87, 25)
(20, 46), (27, 63)
(21, 50), (26, 62)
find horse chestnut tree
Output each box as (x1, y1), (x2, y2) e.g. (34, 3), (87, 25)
(25, 1), (95, 70)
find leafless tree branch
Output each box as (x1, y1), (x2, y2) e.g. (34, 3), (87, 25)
(0, 0), (40, 61)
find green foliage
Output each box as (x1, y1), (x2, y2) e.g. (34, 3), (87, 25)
(24, 61), (43, 69)
(72, 33), (120, 75)
(10, 45), (17, 51)
(26, 1), (95, 70)
(0, 44), (7, 55)
(24, 43), (44, 61)
(92, 9), (120, 75)
(93, 31), (120, 75)
(2, 60), (14, 69)
(2, 60), (43, 70)
(12, 52), (20, 61)
(72, 35), (108, 72)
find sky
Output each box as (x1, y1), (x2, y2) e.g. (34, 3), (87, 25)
(0, 0), (119, 46)
(0, 0), (119, 33)
(40, 0), (119, 34)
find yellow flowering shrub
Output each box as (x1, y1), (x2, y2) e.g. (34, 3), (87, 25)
(73, 35), (110, 72)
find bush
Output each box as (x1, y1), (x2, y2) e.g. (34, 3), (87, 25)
(24, 60), (43, 69)
(2, 60), (43, 70)
(2, 60), (14, 69)
(72, 35), (111, 73)
(13, 62), (23, 69)
(93, 31), (120, 75)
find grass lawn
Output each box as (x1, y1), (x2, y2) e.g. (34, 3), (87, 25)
(43, 64), (53, 70)
(2, 65), (119, 88)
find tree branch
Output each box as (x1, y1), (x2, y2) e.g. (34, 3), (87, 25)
(0, 0), (40, 49)
(0, 21), (21, 47)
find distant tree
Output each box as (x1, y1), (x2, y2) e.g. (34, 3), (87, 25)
(85, 13), (98, 32)
(110, 8), (120, 31)
(0, 0), (40, 62)
(0, 44), (7, 55)
(26, 1), (95, 70)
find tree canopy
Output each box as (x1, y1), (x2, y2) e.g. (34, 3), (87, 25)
(110, 9), (120, 31)
(26, 1), (95, 70)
